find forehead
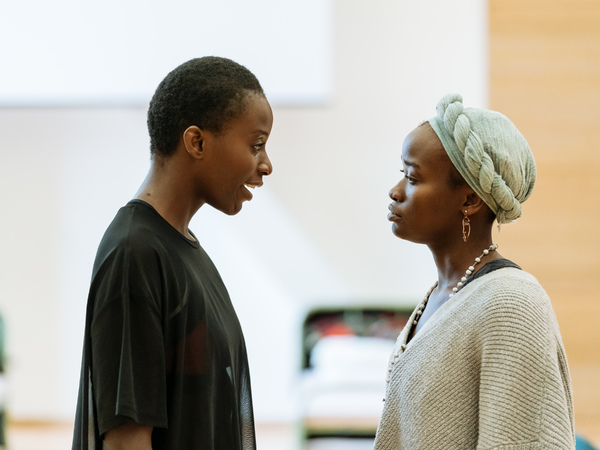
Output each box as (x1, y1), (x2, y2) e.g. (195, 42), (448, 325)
(402, 123), (450, 169)
(224, 94), (273, 136)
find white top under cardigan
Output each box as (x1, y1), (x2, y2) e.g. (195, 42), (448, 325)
(374, 268), (575, 450)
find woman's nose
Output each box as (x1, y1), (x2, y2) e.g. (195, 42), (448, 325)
(389, 182), (403, 201)
(259, 152), (273, 176)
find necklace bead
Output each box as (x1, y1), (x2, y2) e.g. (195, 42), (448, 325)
(408, 244), (498, 339)
(383, 244), (498, 401)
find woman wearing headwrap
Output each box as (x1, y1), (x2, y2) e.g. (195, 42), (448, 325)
(375, 94), (575, 449)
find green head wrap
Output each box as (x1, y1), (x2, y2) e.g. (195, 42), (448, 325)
(428, 94), (536, 225)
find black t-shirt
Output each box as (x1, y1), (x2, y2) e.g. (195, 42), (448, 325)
(72, 200), (256, 450)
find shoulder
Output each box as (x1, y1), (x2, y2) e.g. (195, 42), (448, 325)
(90, 205), (172, 311)
(462, 268), (563, 344)
(99, 202), (175, 258)
(92, 202), (178, 285)
(104, 201), (164, 243)
(467, 267), (550, 311)
(464, 268), (557, 332)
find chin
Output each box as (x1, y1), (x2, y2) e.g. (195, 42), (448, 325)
(391, 224), (416, 243)
(391, 223), (403, 239)
(223, 206), (242, 216)
(228, 202), (245, 216)
(212, 202), (243, 216)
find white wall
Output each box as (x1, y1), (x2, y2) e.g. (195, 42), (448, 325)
(0, 0), (487, 423)
(0, 0), (333, 105)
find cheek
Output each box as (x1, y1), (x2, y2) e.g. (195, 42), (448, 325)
(402, 186), (421, 206)
(406, 190), (444, 218)
(229, 150), (255, 171)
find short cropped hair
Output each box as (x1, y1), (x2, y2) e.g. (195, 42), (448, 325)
(147, 56), (264, 157)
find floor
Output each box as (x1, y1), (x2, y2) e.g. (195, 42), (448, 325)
(6, 422), (73, 450)
(4, 422), (375, 450)
(7, 422), (599, 449)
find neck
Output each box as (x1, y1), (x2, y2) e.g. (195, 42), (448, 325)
(410, 242), (499, 336)
(429, 237), (501, 292)
(135, 159), (203, 239)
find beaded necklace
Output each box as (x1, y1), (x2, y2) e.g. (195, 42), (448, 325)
(411, 243), (499, 328)
(384, 243), (498, 390)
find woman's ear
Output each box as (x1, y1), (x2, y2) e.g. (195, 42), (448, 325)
(463, 191), (486, 216)
(182, 126), (204, 159)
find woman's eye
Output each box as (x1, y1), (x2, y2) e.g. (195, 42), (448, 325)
(253, 143), (264, 153)
(400, 169), (416, 184)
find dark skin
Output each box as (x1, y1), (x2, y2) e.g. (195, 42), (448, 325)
(104, 423), (153, 450)
(104, 93), (273, 450)
(135, 93), (273, 239)
(387, 123), (501, 337)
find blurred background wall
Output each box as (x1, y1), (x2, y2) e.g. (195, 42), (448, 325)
(0, 0), (597, 444)
(488, 0), (600, 441)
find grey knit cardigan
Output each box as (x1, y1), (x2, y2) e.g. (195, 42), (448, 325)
(374, 268), (575, 449)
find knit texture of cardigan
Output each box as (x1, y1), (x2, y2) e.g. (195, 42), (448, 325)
(374, 268), (575, 450)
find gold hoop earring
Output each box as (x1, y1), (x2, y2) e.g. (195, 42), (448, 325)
(462, 210), (471, 242)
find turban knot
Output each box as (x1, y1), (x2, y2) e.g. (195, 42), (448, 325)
(428, 94), (536, 225)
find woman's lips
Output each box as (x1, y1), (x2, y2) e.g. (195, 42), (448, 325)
(387, 204), (401, 221)
(240, 184), (254, 201)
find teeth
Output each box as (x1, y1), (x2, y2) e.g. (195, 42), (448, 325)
(245, 184), (257, 189)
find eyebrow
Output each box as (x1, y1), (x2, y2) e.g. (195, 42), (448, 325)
(253, 129), (270, 137)
(402, 158), (420, 169)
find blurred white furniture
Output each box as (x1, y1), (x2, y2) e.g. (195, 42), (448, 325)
(299, 307), (412, 440)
